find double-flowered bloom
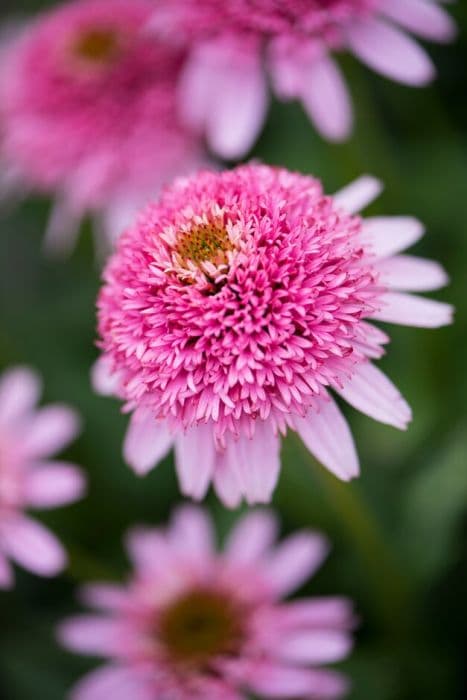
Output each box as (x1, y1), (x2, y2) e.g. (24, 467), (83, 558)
(0, 366), (84, 588)
(152, 0), (457, 157)
(0, 0), (204, 253)
(59, 506), (354, 699)
(96, 164), (453, 507)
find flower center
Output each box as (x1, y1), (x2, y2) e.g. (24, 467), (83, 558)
(72, 27), (121, 64)
(175, 223), (233, 267)
(158, 589), (244, 666)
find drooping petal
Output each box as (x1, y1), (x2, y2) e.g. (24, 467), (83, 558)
(43, 197), (83, 258)
(91, 356), (121, 397)
(379, 0), (457, 43)
(294, 398), (360, 481)
(272, 629), (352, 665)
(333, 175), (382, 214)
(226, 423), (281, 505)
(24, 462), (85, 508)
(362, 216), (425, 257)
(69, 666), (152, 700)
(169, 505), (215, 560)
(0, 550), (14, 589)
(225, 510), (279, 564)
(57, 616), (124, 657)
(299, 52), (353, 142)
(375, 255), (449, 292)
(372, 292), (454, 327)
(334, 362), (412, 430)
(0, 515), (66, 577)
(347, 17), (435, 86)
(263, 532), (329, 596)
(21, 405), (81, 458)
(0, 366), (41, 428)
(212, 451), (243, 509)
(174, 424), (216, 500)
(123, 409), (173, 476)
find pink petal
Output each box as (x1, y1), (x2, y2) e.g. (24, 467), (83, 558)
(347, 17), (435, 85)
(274, 597), (355, 629)
(43, 197), (82, 258)
(362, 216), (425, 257)
(0, 366), (41, 427)
(0, 515), (66, 577)
(123, 409), (173, 476)
(174, 424), (216, 500)
(225, 510), (279, 564)
(299, 52), (353, 142)
(212, 451), (243, 509)
(69, 666), (152, 700)
(169, 505), (215, 559)
(294, 398), (360, 481)
(372, 292), (454, 327)
(263, 532), (329, 597)
(0, 550), (14, 589)
(226, 424), (281, 505)
(24, 462), (85, 508)
(379, 0), (457, 43)
(124, 527), (171, 575)
(21, 405), (81, 458)
(91, 357), (121, 397)
(376, 254), (449, 291)
(273, 629), (352, 664)
(57, 616), (123, 656)
(333, 175), (382, 214)
(80, 583), (129, 611)
(335, 362), (412, 430)
(248, 664), (348, 699)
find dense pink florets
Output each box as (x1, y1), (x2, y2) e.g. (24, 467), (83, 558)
(98, 165), (381, 444)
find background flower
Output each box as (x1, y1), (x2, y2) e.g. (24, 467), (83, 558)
(96, 164), (452, 506)
(0, 366), (84, 588)
(59, 506), (353, 699)
(151, 0), (457, 158)
(0, 0), (205, 255)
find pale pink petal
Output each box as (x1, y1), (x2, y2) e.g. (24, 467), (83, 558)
(174, 424), (216, 500)
(225, 510), (279, 564)
(299, 52), (353, 141)
(212, 451), (243, 509)
(372, 292), (454, 327)
(334, 362), (412, 430)
(178, 44), (218, 132)
(0, 550), (14, 589)
(333, 175), (382, 214)
(347, 17), (435, 85)
(273, 597), (355, 629)
(375, 254), (449, 291)
(80, 583), (129, 611)
(21, 405), (81, 458)
(91, 357), (121, 397)
(69, 666), (152, 700)
(0, 515), (66, 577)
(362, 216), (425, 257)
(123, 409), (173, 476)
(43, 197), (83, 258)
(57, 616), (124, 656)
(124, 527), (171, 574)
(273, 629), (352, 664)
(294, 398), (360, 481)
(169, 505), (215, 559)
(248, 664), (348, 699)
(0, 366), (41, 427)
(379, 0), (457, 43)
(263, 532), (329, 596)
(226, 424), (281, 505)
(24, 462), (85, 508)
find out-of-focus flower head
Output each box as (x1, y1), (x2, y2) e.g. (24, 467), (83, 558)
(0, 0), (205, 255)
(0, 366), (85, 588)
(95, 164), (453, 507)
(150, 0), (457, 158)
(59, 505), (354, 699)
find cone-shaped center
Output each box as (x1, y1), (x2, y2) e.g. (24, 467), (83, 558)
(73, 27), (121, 64)
(176, 223), (233, 267)
(159, 589), (244, 665)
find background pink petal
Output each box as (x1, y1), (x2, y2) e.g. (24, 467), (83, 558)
(0, 515), (66, 577)
(0, 366), (41, 427)
(24, 462), (85, 508)
(123, 409), (173, 476)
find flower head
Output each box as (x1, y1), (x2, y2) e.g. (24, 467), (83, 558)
(0, 0), (204, 254)
(59, 506), (354, 699)
(0, 366), (85, 588)
(96, 164), (453, 507)
(152, 0), (457, 157)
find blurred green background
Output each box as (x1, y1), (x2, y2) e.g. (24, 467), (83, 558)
(1, 1), (466, 699)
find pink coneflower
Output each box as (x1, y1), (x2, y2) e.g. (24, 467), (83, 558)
(95, 164), (453, 507)
(151, 0), (457, 158)
(0, 366), (84, 588)
(59, 505), (354, 700)
(0, 0), (204, 254)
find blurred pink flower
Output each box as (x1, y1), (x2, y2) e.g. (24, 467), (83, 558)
(59, 505), (354, 700)
(95, 164), (453, 507)
(151, 0), (457, 158)
(0, 366), (85, 588)
(0, 0), (205, 255)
